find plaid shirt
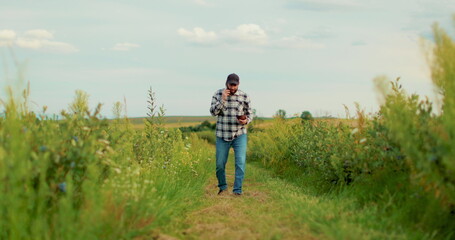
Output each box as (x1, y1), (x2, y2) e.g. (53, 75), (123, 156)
(210, 88), (253, 141)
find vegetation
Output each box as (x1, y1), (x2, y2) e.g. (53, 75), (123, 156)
(1, 17), (454, 240)
(274, 109), (287, 119)
(0, 86), (214, 239)
(247, 19), (455, 239)
(300, 111), (313, 121)
(179, 120), (216, 133)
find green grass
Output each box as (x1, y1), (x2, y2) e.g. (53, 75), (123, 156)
(2, 16), (454, 240)
(158, 158), (437, 240)
(158, 156), (313, 240)
(0, 90), (216, 239)
(254, 161), (447, 239)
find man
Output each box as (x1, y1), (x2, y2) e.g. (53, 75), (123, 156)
(210, 73), (252, 196)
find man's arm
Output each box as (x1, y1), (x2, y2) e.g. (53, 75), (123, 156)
(238, 94), (253, 125)
(210, 90), (228, 116)
(245, 94), (253, 124)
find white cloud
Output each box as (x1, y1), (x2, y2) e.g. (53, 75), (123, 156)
(24, 29), (53, 39)
(177, 27), (217, 44)
(0, 29), (16, 46)
(0, 29), (16, 40)
(222, 24), (268, 45)
(15, 38), (78, 53)
(276, 36), (325, 49)
(112, 42), (140, 51)
(178, 24), (327, 51)
(0, 29), (77, 53)
(42, 41), (78, 53)
(15, 38), (42, 49)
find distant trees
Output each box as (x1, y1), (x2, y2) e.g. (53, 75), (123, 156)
(273, 109), (314, 121)
(178, 120), (215, 133)
(274, 109), (287, 119)
(300, 111), (313, 121)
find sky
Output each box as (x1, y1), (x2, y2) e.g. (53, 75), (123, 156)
(0, 0), (454, 118)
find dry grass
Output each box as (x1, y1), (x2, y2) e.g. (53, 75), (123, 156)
(125, 116), (217, 130)
(129, 121), (216, 130)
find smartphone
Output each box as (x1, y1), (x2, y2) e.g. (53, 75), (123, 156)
(237, 115), (247, 120)
(225, 86), (232, 96)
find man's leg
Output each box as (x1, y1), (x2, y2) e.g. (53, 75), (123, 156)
(216, 137), (230, 191)
(232, 134), (247, 194)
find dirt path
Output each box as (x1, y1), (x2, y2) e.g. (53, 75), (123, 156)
(158, 157), (318, 240)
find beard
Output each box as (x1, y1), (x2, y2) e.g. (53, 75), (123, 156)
(227, 87), (237, 95)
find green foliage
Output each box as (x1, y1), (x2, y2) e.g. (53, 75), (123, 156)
(248, 18), (455, 238)
(194, 130), (216, 145)
(377, 20), (455, 215)
(300, 111), (313, 121)
(178, 120), (216, 133)
(68, 90), (90, 116)
(247, 108), (263, 133)
(249, 115), (403, 191)
(0, 88), (214, 239)
(146, 86), (165, 127)
(274, 109), (286, 119)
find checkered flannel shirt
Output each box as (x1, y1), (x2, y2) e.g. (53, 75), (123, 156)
(210, 88), (253, 142)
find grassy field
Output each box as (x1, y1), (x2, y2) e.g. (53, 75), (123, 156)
(159, 158), (432, 240)
(2, 18), (454, 240)
(126, 116), (277, 130)
(126, 116), (216, 130)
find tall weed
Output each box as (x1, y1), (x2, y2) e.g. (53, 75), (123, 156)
(248, 17), (455, 238)
(0, 85), (214, 239)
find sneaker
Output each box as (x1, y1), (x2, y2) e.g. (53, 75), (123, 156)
(233, 192), (242, 196)
(218, 189), (227, 195)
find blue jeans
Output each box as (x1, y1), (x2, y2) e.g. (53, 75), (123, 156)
(216, 134), (247, 194)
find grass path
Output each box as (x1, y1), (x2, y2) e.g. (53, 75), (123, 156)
(157, 155), (317, 240)
(157, 155), (412, 240)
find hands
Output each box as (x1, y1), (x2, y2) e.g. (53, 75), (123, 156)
(237, 115), (248, 125)
(237, 118), (248, 125)
(222, 89), (230, 101)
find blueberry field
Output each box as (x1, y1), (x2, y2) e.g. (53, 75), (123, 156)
(1, 17), (455, 240)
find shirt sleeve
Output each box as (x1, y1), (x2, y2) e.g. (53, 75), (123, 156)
(210, 91), (227, 116)
(244, 94), (253, 124)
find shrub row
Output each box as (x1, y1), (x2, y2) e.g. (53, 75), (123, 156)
(0, 91), (214, 239)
